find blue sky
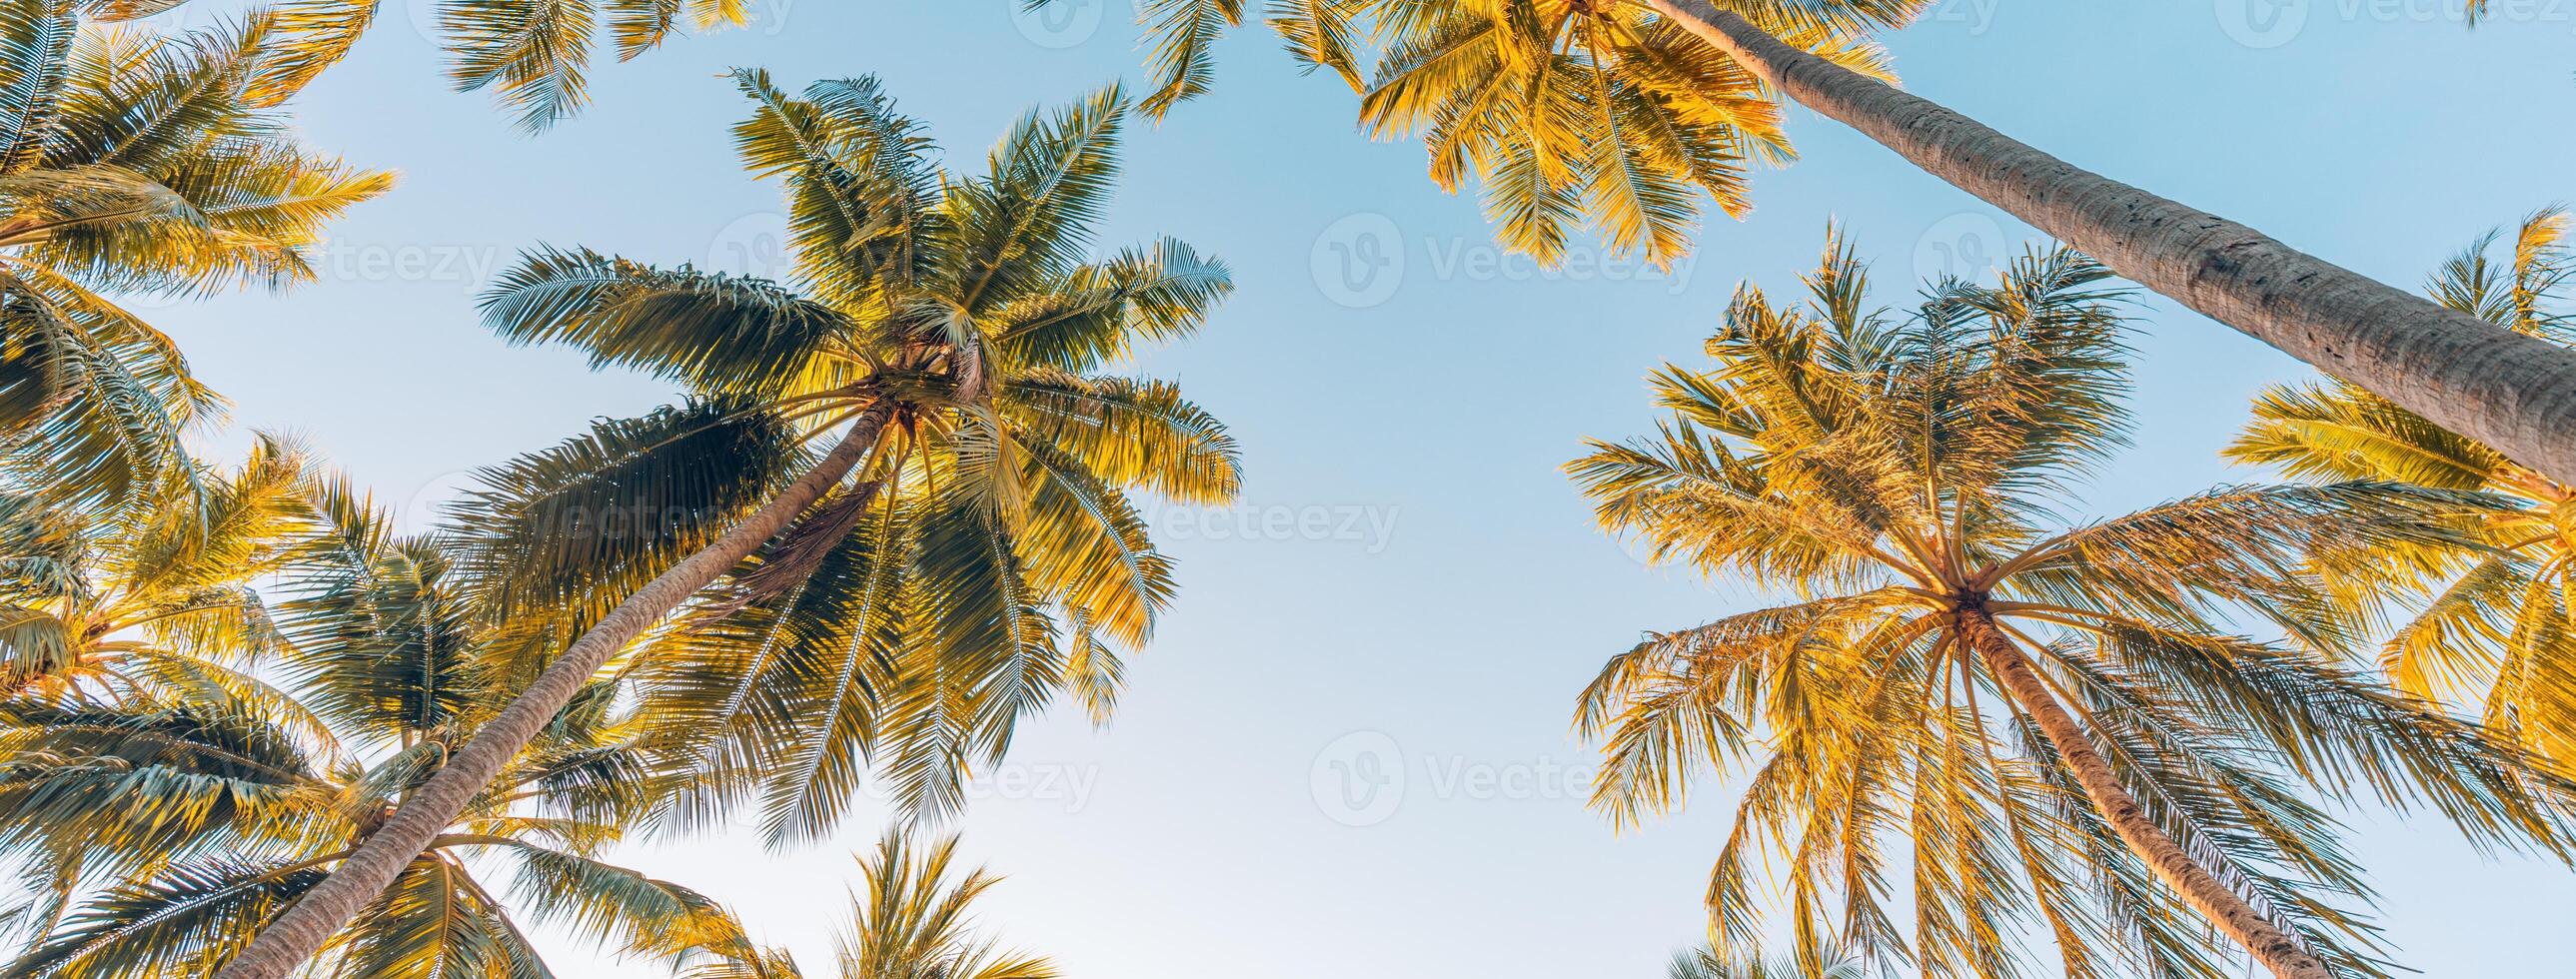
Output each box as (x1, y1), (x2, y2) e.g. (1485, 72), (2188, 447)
(142, 1), (2576, 975)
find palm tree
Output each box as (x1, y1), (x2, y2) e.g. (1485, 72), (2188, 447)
(1042, 0), (2576, 490)
(2229, 208), (2576, 768)
(0, 484), (765, 977)
(1570, 231), (2575, 979)
(684, 830), (1056, 979)
(0, 437), (308, 701)
(211, 72), (1240, 978)
(0, 2), (392, 510)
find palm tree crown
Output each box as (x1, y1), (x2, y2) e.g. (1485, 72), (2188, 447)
(0, 438), (305, 701)
(0, 2), (390, 509)
(0, 481), (763, 977)
(1571, 231), (2575, 978)
(464, 70), (1240, 840)
(2229, 208), (2576, 766)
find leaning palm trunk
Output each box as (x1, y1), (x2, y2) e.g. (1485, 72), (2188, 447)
(1648, 0), (2576, 488)
(211, 405), (895, 979)
(1961, 611), (2333, 979)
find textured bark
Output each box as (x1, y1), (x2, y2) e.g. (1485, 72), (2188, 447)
(1650, 0), (2576, 488)
(212, 404), (895, 979)
(1960, 612), (2332, 979)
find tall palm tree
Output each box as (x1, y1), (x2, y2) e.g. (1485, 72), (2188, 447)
(1043, 0), (2576, 490)
(684, 830), (1056, 979)
(0, 1), (392, 510)
(1570, 231), (2575, 979)
(0, 483), (765, 977)
(2228, 208), (2576, 768)
(212, 72), (1240, 978)
(0, 437), (307, 701)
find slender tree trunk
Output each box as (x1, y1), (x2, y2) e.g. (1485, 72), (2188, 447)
(1648, 0), (2576, 489)
(1958, 611), (2332, 979)
(212, 404), (895, 979)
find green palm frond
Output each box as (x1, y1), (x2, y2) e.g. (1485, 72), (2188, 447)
(2229, 210), (2576, 768)
(441, 400), (803, 626)
(5, 855), (328, 978)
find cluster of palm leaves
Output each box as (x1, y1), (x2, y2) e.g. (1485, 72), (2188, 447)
(5, 1), (2576, 977)
(0, 7), (1237, 971)
(0, 469), (771, 976)
(1573, 228), (2576, 978)
(0, 0), (390, 513)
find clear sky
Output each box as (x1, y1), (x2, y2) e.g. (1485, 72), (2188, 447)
(137, 1), (2576, 975)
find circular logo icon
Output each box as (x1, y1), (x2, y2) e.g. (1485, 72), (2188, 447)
(2216, 0), (2307, 49)
(704, 212), (794, 282)
(394, 469), (483, 535)
(1012, 0), (1104, 50)
(1309, 730), (1404, 827)
(1913, 212), (2009, 287)
(402, 0), (449, 52)
(1310, 213), (1404, 309)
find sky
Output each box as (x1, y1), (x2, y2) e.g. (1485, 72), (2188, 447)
(119, 0), (2576, 975)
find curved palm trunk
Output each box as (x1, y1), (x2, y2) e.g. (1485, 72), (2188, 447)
(1649, 0), (2576, 488)
(1959, 611), (2332, 979)
(213, 405), (896, 979)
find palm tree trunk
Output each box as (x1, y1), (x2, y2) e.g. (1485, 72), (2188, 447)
(1958, 611), (2332, 979)
(1647, 0), (2576, 489)
(212, 404), (896, 979)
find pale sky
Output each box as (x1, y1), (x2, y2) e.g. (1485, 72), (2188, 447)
(136, 0), (2576, 975)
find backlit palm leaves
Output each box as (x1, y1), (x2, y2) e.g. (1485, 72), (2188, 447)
(680, 830), (1054, 979)
(1570, 231), (2575, 978)
(0, 438), (306, 702)
(468, 71), (1238, 840)
(0, 486), (763, 977)
(2228, 208), (2576, 767)
(0, 1), (390, 510)
(1028, 0), (1914, 267)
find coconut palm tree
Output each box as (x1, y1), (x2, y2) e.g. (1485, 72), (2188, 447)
(2228, 208), (2576, 769)
(1570, 231), (2576, 979)
(0, 1), (392, 510)
(211, 72), (1240, 979)
(1043, 0), (2576, 490)
(0, 483), (764, 977)
(683, 830), (1056, 979)
(0, 437), (308, 702)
